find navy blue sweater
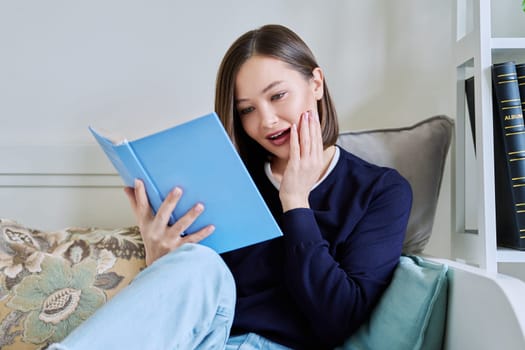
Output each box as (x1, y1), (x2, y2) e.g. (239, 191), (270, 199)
(221, 146), (412, 350)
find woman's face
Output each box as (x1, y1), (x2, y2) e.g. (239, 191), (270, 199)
(234, 55), (323, 162)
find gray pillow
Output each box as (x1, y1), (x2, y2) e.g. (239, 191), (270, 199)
(337, 115), (453, 254)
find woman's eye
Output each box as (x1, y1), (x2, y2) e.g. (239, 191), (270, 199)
(239, 106), (254, 115)
(271, 92), (286, 101)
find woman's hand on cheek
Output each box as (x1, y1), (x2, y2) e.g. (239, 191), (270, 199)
(279, 110), (324, 212)
(124, 179), (215, 266)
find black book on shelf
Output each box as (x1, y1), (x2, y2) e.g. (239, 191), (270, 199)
(465, 76), (476, 152)
(492, 61), (525, 250)
(516, 63), (525, 115)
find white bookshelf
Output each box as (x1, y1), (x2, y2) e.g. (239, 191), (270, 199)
(491, 37), (525, 50)
(452, 0), (525, 273)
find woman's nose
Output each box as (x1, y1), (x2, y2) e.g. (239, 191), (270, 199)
(259, 106), (278, 128)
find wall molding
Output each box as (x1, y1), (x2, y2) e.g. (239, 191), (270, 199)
(0, 144), (121, 187)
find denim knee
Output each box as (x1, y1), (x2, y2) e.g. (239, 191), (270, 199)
(136, 243), (235, 297)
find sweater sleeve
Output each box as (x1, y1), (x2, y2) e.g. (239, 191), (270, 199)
(281, 170), (412, 347)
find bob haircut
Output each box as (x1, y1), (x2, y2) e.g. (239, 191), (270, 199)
(215, 24), (339, 170)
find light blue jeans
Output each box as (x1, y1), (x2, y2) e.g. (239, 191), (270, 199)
(226, 334), (293, 350)
(48, 243), (291, 350)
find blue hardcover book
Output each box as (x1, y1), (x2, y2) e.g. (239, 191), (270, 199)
(89, 112), (282, 253)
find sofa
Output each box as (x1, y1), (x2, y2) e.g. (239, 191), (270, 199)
(1, 115), (524, 350)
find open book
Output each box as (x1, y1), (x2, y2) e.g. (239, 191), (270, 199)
(89, 112), (282, 253)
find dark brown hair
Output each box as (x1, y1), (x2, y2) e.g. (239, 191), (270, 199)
(215, 24), (339, 169)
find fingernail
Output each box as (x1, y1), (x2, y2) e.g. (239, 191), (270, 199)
(173, 187), (182, 195)
(134, 179), (141, 188)
(308, 110), (315, 120)
(194, 203), (204, 213)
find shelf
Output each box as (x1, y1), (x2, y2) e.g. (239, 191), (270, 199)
(492, 38), (525, 62)
(497, 247), (525, 263)
(454, 36), (525, 66)
(491, 37), (525, 50)
(452, 0), (525, 275)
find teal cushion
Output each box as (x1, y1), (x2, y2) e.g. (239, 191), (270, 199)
(338, 256), (448, 350)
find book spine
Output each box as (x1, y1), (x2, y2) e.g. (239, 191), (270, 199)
(89, 126), (136, 187)
(516, 63), (525, 116)
(116, 142), (177, 226)
(492, 61), (525, 250)
(465, 76), (476, 152)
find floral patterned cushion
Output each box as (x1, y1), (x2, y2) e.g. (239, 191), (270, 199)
(0, 219), (145, 350)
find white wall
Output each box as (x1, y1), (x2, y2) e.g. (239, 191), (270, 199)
(0, 0), (455, 257)
(492, 0), (525, 37)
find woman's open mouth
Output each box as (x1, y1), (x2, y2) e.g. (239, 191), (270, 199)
(266, 128), (291, 146)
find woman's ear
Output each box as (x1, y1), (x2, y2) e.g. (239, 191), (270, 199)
(311, 67), (324, 100)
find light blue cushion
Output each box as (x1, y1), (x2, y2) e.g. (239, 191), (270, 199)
(338, 256), (448, 350)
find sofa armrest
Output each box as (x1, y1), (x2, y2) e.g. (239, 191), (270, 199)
(427, 257), (525, 350)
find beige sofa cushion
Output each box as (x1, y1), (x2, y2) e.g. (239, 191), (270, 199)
(0, 219), (145, 349)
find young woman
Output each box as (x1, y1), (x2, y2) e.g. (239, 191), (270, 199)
(49, 24), (411, 350)
(215, 24), (412, 350)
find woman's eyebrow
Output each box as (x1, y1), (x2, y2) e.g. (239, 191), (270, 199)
(262, 80), (283, 94)
(235, 81), (284, 104)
